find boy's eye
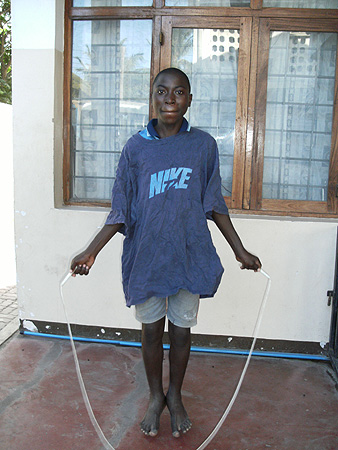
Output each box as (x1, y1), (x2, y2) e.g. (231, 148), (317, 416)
(157, 89), (165, 95)
(175, 90), (184, 95)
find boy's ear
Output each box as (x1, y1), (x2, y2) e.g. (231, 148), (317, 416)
(188, 93), (193, 107)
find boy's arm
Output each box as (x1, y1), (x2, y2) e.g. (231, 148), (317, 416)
(70, 223), (123, 276)
(212, 212), (261, 271)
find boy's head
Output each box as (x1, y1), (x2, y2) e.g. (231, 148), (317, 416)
(152, 68), (191, 94)
(151, 68), (192, 128)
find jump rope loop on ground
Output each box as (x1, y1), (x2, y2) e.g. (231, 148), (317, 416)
(60, 273), (116, 450)
(60, 269), (271, 450)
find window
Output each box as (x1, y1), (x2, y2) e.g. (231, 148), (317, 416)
(71, 19), (152, 200)
(73, 0), (152, 5)
(263, 32), (336, 203)
(64, 0), (338, 217)
(171, 27), (240, 196)
(250, 18), (338, 215)
(166, 0), (250, 6)
(263, 0), (338, 8)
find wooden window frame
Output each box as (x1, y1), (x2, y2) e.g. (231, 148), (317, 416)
(160, 15), (251, 211)
(250, 18), (338, 217)
(63, 0), (338, 217)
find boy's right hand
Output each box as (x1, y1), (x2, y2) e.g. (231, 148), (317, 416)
(69, 223), (122, 277)
(70, 251), (96, 276)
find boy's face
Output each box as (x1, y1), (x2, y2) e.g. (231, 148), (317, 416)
(152, 71), (192, 128)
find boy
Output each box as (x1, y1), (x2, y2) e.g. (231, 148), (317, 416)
(70, 68), (261, 438)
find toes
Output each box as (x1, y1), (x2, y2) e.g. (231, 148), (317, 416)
(166, 394), (192, 438)
(181, 418), (192, 434)
(171, 418), (180, 438)
(179, 418), (192, 435)
(140, 421), (149, 435)
(140, 421), (158, 437)
(171, 418), (192, 437)
(141, 428), (157, 437)
(149, 428), (158, 437)
(140, 397), (165, 437)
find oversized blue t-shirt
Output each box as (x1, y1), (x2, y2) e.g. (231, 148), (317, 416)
(105, 127), (229, 307)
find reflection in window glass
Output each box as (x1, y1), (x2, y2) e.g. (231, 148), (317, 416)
(172, 28), (239, 196)
(73, 0), (152, 5)
(263, 32), (337, 201)
(166, 0), (249, 6)
(71, 20), (152, 201)
(263, 0), (338, 8)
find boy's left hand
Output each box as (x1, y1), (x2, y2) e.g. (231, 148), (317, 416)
(236, 251), (262, 272)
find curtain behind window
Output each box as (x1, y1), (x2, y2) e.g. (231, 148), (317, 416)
(263, 31), (337, 201)
(71, 20), (152, 201)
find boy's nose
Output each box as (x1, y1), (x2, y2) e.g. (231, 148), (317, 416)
(165, 91), (175, 104)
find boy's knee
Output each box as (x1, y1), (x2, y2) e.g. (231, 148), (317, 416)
(168, 321), (191, 346)
(142, 318), (165, 344)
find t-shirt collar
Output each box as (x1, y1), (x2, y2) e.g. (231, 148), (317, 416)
(146, 117), (190, 139)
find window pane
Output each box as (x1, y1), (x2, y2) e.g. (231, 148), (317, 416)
(71, 20), (152, 201)
(263, 0), (338, 8)
(172, 28), (239, 196)
(263, 31), (337, 202)
(166, 0), (249, 6)
(73, 0), (152, 6)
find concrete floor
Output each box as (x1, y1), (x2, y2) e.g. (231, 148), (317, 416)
(1, 333), (338, 450)
(0, 286), (18, 346)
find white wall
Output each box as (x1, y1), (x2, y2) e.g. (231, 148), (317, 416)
(0, 103), (16, 287)
(12, 0), (338, 344)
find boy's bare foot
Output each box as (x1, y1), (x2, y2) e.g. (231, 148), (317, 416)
(140, 394), (166, 437)
(166, 390), (192, 438)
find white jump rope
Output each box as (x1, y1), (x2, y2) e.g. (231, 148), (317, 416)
(60, 268), (271, 450)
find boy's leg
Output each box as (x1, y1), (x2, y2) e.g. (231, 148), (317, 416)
(166, 320), (192, 438)
(140, 317), (166, 436)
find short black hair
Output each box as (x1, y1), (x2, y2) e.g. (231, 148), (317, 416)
(152, 67), (191, 93)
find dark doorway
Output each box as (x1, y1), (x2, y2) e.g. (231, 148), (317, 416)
(329, 227), (338, 375)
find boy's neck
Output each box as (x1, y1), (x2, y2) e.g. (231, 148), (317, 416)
(154, 118), (184, 139)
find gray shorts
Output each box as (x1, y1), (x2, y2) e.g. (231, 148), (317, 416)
(134, 289), (200, 328)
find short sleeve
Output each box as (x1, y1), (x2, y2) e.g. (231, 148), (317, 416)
(105, 148), (133, 236)
(203, 140), (229, 220)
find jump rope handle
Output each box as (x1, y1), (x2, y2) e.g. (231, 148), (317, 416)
(259, 268), (270, 279)
(61, 271), (73, 287)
